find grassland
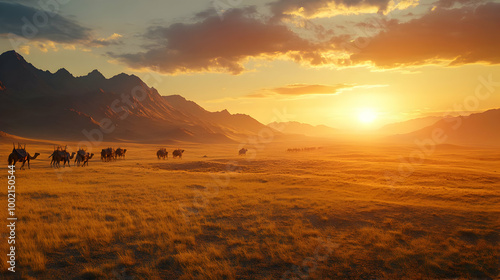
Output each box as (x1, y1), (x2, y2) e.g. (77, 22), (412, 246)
(0, 140), (499, 279)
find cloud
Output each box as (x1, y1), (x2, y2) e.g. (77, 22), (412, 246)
(349, 2), (500, 67)
(111, 8), (338, 75)
(91, 33), (123, 46)
(434, 0), (485, 8)
(247, 83), (358, 98)
(268, 83), (352, 95)
(110, 1), (499, 74)
(0, 1), (91, 43)
(268, 0), (418, 19)
(18, 45), (30, 55)
(35, 41), (58, 52)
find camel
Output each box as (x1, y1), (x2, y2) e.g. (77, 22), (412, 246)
(101, 148), (115, 162)
(75, 149), (94, 167)
(56, 150), (75, 167)
(157, 148), (168, 160)
(49, 146), (75, 168)
(49, 150), (63, 167)
(172, 149), (184, 159)
(63, 151), (76, 167)
(82, 153), (94, 167)
(75, 149), (87, 167)
(8, 144), (40, 170)
(239, 148), (248, 156)
(115, 148), (127, 159)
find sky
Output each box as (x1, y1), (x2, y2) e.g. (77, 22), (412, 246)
(1, 0), (499, 130)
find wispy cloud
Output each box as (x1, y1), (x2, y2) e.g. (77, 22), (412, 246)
(204, 83), (387, 103)
(249, 83), (388, 98)
(257, 83), (353, 96)
(90, 33), (123, 46)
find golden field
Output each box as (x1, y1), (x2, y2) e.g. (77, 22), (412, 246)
(0, 139), (499, 279)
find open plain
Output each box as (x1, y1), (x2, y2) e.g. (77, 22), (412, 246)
(1, 139), (498, 279)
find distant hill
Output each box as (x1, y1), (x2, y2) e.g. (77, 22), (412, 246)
(0, 130), (18, 140)
(0, 50), (272, 143)
(267, 121), (336, 137)
(391, 109), (500, 147)
(163, 95), (270, 138)
(379, 116), (445, 135)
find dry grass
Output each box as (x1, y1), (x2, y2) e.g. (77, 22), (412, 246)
(0, 140), (499, 279)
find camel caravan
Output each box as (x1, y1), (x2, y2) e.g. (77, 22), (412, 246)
(286, 147), (323, 152)
(47, 146), (95, 168)
(8, 143), (40, 169)
(157, 148), (184, 159)
(101, 147), (127, 162)
(6, 143), (127, 170)
(8, 143), (253, 170)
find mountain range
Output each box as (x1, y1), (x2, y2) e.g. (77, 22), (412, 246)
(267, 121), (337, 138)
(0, 50), (499, 147)
(378, 116), (447, 135)
(390, 109), (500, 147)
(0, 50), (271, 143)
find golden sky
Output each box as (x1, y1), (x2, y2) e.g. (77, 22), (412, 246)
(1, 0), (499, 129)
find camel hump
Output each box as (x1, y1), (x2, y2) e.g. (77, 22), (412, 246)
(14, 149), (27, 158)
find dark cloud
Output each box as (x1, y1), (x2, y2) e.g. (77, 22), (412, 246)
(113, 8), (335, 75)
(111, 0), (500, 74)
(0, 1), (91, 43)
(349, 2), (500, 67)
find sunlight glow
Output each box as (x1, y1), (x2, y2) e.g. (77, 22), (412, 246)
(358, 109), (378, 124)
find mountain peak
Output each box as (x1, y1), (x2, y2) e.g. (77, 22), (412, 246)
(87, 69), (106, 80)
(115, 72), (129, 77)
(0, 50), (28, 64)
(55, 68), (74, 78)
(110, 72), (143, 84)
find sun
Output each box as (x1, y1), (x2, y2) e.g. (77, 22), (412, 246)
(358, 109), (378, 124)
